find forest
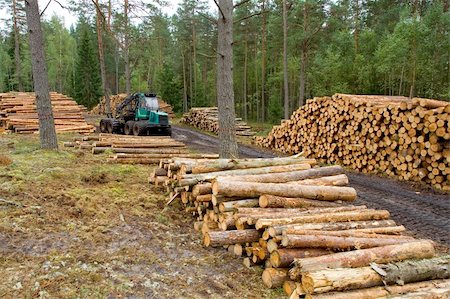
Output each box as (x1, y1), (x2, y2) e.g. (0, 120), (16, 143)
(1, 0), (450, 123)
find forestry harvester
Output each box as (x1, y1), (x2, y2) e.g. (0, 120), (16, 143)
(99, 92), (171, 136)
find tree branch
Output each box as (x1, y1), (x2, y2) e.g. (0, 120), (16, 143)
(213, 0), (225, 19)
(198, 12), (217, 25)
(52, 0), (66, 9)
(234, 0), (251, 9)
(40, 0), (52, 16)
(234, 10), (268, 24)
(198, 52), (216, 59)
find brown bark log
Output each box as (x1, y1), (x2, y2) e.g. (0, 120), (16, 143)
(305, 279), (450, 299)
(271, 248), (331, 268)
(259, 194), (341, 208)
(203, 229), (261, 247)
(225, 165), (345, 183)
(262, 268), (289, 288)
(290, 240), (435, 278)
(256, 210), (390, 230)
(291, 174), (348, 186)
(282, 234), (414, 250)
(268, 220), (398, 237)
(192, 183), (212, 197)
(282, 228), (408, 238)
(218, 199), (259, 212)
(213, 180), (357, 201)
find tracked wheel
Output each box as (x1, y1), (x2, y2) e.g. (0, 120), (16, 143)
(133, 123), (146, 136)
(99, 120), (108, 133)
(124, 121), (135, 135)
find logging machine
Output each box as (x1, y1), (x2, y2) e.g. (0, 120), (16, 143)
(99, 92), (171, 136)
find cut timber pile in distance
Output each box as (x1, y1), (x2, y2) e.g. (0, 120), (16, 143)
(0, 92), (94, 134)
(154, 156), (450, 298)
(63, 133), (218, 164)
(181, 107), (256, 136)
(255, 94), (450, 191)
(90, 93), (175, 118)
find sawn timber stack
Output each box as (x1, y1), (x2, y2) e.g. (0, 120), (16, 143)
(0, 92), (94, 134)
(63, 133), (218, 164)
(255, 94), (450, 191)
(181, 107), (256, 136)
(153, 156), (449, 298)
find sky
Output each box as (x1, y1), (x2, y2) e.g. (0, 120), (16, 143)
(1, 0), (217, 29)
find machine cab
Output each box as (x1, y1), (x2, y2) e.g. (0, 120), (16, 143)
(136, 93), (159, 120)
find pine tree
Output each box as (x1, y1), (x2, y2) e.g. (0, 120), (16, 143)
(74, 17), (102, 109)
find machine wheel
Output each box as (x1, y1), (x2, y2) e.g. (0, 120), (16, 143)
(124, 121), (135, 135)
(99, 120), (108, 133)
(133, 123), (146, 136)
(107, 121), (114, 133)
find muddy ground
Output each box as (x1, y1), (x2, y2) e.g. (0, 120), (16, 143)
(0, 134), (280, 298)
(172, 125), (450, 249)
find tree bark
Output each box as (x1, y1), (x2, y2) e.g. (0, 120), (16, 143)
(25, 0), (58, 149)
(124, 0), (131, 94)
(212, 180), (357, 201)
(291, 240), (435, 275)
(290, 174), (348, 186)
(270, 248), (331, 268)
(259, 194), (341, 208)
(255, 210), (390, 230)
(283, 0), (289, 119)
(261, 0), (267, 122)
(95, 0), (111, 115)
(302, 256), (450, 294)
(262, 268), (289, 288)
(182, 52), (188, 112)
(284, 226), (406, 236)
(203, 229), (261, 247)
(12, 0), (23, 91)
(268, 220), (398, 237)
(222, 165), (345, 183)
(305, 279), (450, 299)
(217, 0), (239, 158)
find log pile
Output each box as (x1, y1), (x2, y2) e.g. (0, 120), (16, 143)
(63, 133), (218, 164)
(180, 107), (256, 136)
(254, 94), (450, 191)
(154, 156), (449, 298)
(0, 92), (94, 134)
(90, 93), (175, 118)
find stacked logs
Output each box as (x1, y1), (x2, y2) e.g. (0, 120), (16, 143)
(180, 107), (256, 136)
(255, 94), (450, 191)
(63, 133), (217, 164)
(154, 156), (450, 298)
(91, 93), (175, 118)
(0, 92), (94, 134)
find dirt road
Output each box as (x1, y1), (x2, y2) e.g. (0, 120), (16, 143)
(172, 125), (450, 248)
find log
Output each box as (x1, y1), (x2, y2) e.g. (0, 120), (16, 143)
(212, 180), (357, 201)
(203, 229), (261, 247)
(283, 281), (298, 297)
(192, 183), (212, 197)
(256, 210), (391, 229)
(281, 234), (415, 250)
(385, 286), (450, 298)
(290, 240), (435, 279)
(92, 147), (188, 154)
(282, 228), (408, 238)
(224, 165), (345, 183)
(259, 194), (341, 208)
(290, 174), (349, 186)
(302, 256), (450, 294)
(262, 268), (289, 288)
(190, 157), (317, 173)
(218, 199), (259, 212)
(270, 248), (331, 268)
(267, 220), (399, 237)
(182, 163), (312, 181)
(305, 279), (450, 299)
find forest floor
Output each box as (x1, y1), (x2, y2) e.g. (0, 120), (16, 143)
(0, 133), (281, 298)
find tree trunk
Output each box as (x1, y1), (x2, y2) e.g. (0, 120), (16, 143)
(292, 240), (435, 274)
(182, 52), (188, 112)
(283, 0), (289, 119)
(354, 0), (359, 55)
(270, 248), (331, 268)
(259, 194), (341, 208)
(261, 0), (267, 122)
(203, 229), (261, 247)
(255, 210), (390, 229)
(305, 280), (450, 299)
(95, 0), (111, 115)
(25, 0), (58, 149)
(216, 0), (238, 158)
(284, 226), (406, 236)
(221, 165), (345, 183)
(302, 256), (450, 294)
(291, 174), (348, 186)
(298, 49), (307, 107)
(268, 220), (398, 237)
(13, 0), (23, 91)
(124, 0), (131, 94)
(192, 16), (197, 102)
(212, 180), (357, 201)
(243, 26), (248, 121)
(262, 268), (289, 288)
